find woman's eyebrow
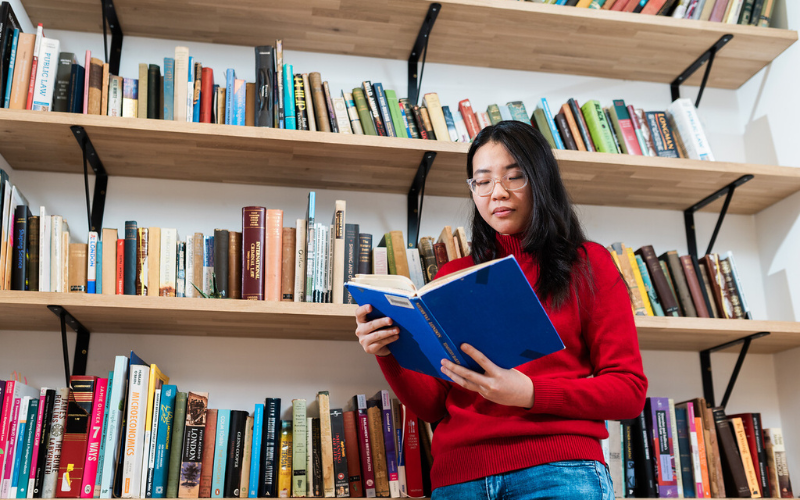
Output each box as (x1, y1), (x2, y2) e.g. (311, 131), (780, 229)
(474, 163), (519, 175)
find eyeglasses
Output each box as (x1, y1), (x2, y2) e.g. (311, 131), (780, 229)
(466, 171), (528, 197)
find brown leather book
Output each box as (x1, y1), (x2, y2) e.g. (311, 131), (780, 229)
(561, 103), (586, 151)
(718, 256), (746, 319)
(712, 407), (751, 497)
(554, 113), (578, 151)
(437, 226), (457, 262)
(660, 250), (697, 317)
(192, 232), (204, 297)
(418, 237), (438, 283)
(245, 82), (255, 127)
(659, 261), (681, 315)
(265, 209), (283, 301)
(198, 409), (217, 498)
(342, 411), (363, 498)
(389, 230), (409, 279)
(242, 207), (266, 300)
(68, 243), (87, 292)
(433, 242), (449, 269)
(705, 405), (727, 497)
(280, 227), (295, 302)
(308, 72), (331, 133)
(635, 245), (680, 316)
(136, 228), (149, 295)
(8, 33), (34, 109)
(366, 400), (390, 497)
(147, 227), (161, 297)
(698, 261), (719, 318)
(610, 243), (647, 316)
(87, 57), (104, 115)
(702, 254), (733, 319)
(228, 231), (242, 299)
(679, 255), (710, 318)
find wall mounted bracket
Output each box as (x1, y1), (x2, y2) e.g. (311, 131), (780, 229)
(101, 0), (123, 76)
(408, 152), (437, 249)
(71, 126), (109, 233)
(700, 331), (769, 409)
(671, 34), (733, 107)
(48, 305), (91, 386)
(408, 3), (441, 106)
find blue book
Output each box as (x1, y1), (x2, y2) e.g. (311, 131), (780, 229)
(225, 69), (235, 125)
(68, 63), (85, 113)
(212, 409), (231, 498)
(345, 255), (564, 381)
(248, 404), (264, 497)
(556, 0), (569, 4)
(283, 64), (296, 130)
(235, 80), (246, 126)
(10, 398), (30, 497)
(4, 28), (19, 108)
(304, 192), (316, 302)
(541, 98), (565, 150)
(441, 105), (459, 142)
(188, 57), (193, 121)
(94, 370), (113, 497)
(163, 58), (175, 120)
(635, 255), (664, 316)
(15, 398), (38, 498)
(372, 83), (396, 137)
(95, 240), (103, 294)
(151, 384), (177, 498)
(675, 407), (696, 498)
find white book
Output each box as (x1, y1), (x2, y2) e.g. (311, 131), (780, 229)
(327, 224), (333, 302)
(50, 215), (62, 293)
(121, 365), (150, 498)
(185, 235), (195, 298)
(405, 248), (425, 289)
(454, 118), (470, 142)
(176, 237), (186, 298)
(30, 38), (60, 111)
(100, 356), (129, 498)
(160, 228), (177, 297)
(306, 417), (314, 498)
(320, 224), (327, 303)
(302, 74), (316, 132)
(108, 77), (122, 117)
(186, 61), (194, 123)
(498, 105), (512, 122)
(39, 206), (50, 292)
(668, 400), (684, 497)
(372, 247), (388, 275)
(173, 47), (189, 122)
(8, 397), (32, 498)
(342, 92), (364, 135)
(141, 388), (161, 498)
(726, 0), (744, 22)
(607, 422), (623, 499)
(294, 219), (306, 303)
(687, 410), (703, 498)
(666, 98), (715, 161)
(672, 0), (690, 17)
(332, 97), (352, 134)
(331, 200), (346, 304)
(314, 223), (322, 303)
(88, 231), (98, 293)
(61, 223), (70, 293)
(0, 180), (12, 289)
(41, 387), (69, 499)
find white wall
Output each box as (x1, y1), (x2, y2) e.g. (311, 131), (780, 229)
(1, 0), (797, 479)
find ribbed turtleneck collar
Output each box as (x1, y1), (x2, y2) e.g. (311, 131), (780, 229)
(495, 232), (526, 258)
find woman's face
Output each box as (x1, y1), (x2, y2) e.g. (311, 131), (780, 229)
(471, 141), (533, 236)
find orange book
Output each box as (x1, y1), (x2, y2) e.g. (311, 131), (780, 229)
(623, 0), (641, 11)
(265, 209), (283, 301)
(560, 103), (586, 151)
(695, 416), (712, 498)
(280, 227), (295, 302)
(8, 33), (35, 109)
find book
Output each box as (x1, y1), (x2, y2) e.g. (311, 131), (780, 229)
(317, 392), (334, 497)
(150, 384), (176, 498)
(328, 409), (349, 498)
(224, 411), (248, 498)
(240, 416), (253, 499)
(711, 407), (750, 497)
(80, 379), (107, 498)
(277, 421), (292, 498)
(200, 409), (219, 498)
(32, 388), (55, 497)
(346, 255), (564, 380)
(56, 376), (97, 498)
(165, 392), (187, 498)
(341, 411), (362, 498)
(422, 93), (450, 142)
(139, 364), (169, 498)
(667, 99), (714, 161)
(259, 398), (281, 498)
(178, 392), (208, 498)
(242, 207), (266, 300)
(42, 387), (69, 499)
(365, 399), (389, 498)
(581, 100), (616, 153)
(764, 428), (793, 498)
(608, 100), (643, 155)
(352, 88), (376, 136)
(248, 405), (263, 497)
(729, 417), (761, 497)
(372, 83), (395, 137)
(291, 400), (307, 497)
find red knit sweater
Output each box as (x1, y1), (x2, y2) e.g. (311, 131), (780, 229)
(377, 234), (648, 489)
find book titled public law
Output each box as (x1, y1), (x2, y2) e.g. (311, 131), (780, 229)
(344, 255), (564, 381)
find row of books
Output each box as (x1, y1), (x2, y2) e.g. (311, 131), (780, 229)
(541, 0), (775, 26)
(601, 397), (793, 498)
(0, 359), (433, 499)
(607, 243), (751, 319)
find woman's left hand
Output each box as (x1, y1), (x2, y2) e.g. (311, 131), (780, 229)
(441, 343), (535, 409)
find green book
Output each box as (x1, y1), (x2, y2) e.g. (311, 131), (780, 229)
(291, 399), (307, 496)
(352, 88), (377, 136)
(486, 104), (503, 125)
(738, 0), (755, 24)
(379, 233), (397, 275)
(580, 100), (617, 153)
(16, 398), (39, 498)
(383, 89), (408, 138)
(166, 392), (188, 498)
(506, 101), (529, 122)
(531, 107), (557, 149)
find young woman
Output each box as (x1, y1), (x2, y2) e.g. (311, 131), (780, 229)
(354, 121), (648, 500)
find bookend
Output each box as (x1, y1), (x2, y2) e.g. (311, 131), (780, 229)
(407, 152), (437, 249)
(671, 34), (733, 107)
(408, 3), (441, 105)
(700, 331), (770, 409)
(47, 305), (91, 385)
(71, 126), (109, 233)
(101, 0), (123, 75)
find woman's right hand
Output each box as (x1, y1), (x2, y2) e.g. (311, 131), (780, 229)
(355, 304), (400, 357)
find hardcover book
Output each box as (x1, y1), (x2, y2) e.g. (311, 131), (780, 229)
(178, 392), (208, 498)
(56, 376), (97, 498)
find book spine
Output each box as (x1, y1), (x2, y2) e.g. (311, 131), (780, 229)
(636, 246), (680, 316)
(85, 231), (97, 294)
(265, 210), (283, 301)
(372, 83), (395, 137)
(352, 88), (376, 136)
(366, 404), (389, 497)
(80, 379), (106, 498)
(293, 74), (309, 131)
(342, 412), (362, 498)
(294, 220), (307, 303)
(646, 111), (680, 158)
(260, 398), (281, 498)
(318, 393), (334, 497)
(610, 100), (642, 155)
(731, 418), (761, 497)
(123, 222), (137, 295)
(342, 92), (363, 135)
(32, 388), (54, 498)
(2, 397), (22, 498)
(362, 82), (385, 136)
(121, 367), (148, 498)
(379, 393), (399, 497)
(344, 224), (359, 304)
(16, 398), (39, 499)
(329, 410), (349, 497)
(280, 228), (295, 302)
(307, 419), (316, 497)
(581, 100), (616, 153)
(248, 405), (264, 497)
(712, 408), (750, 497)
(242, 207), (266, 300)
(200, 409), (219, 498)
(283, 64), (296, 130)
(276, 422), (292, 498)
(42, 388), (68, 499)
(664, 251), (697, 317)
(224, 411), (247, 498)
(718, 256), (745, 319)
(31, 39), (60, 111)
(178, 393), (207, 498)
(308, 73), (330, 133)
(750, 414), (770, 497)
(568, 99), (595, 152)
(291, 401), (307, 497)
(254, 46), (275, 128)
(165, 393), (187, 499)
(57, 378), (96, 498)
(321, 81), (338, 133)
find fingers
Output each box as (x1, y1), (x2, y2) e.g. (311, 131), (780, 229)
(354, 304), (372, 323)
(441, 359), (490, 391)
(359, 327), (400, 355)
(460, 343), (498, 375)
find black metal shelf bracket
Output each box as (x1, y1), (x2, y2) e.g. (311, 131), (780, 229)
(700, 331), (769, 409)
(101, 0), (123, 76)
(71, 126), (109, 233)
(47, 305), (91, 386)
(671, 34), (733, 107)
(408, 3), (441, 106)
(408, 152), (437, 249)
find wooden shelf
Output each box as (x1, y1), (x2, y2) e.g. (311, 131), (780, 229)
(3, 291), (800, 353)
(20, 0), (797, 89)
(1, 110), (800, 214)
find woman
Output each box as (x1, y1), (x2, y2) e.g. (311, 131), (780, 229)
(354, 121), (647, 500)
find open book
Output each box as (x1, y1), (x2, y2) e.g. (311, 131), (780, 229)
(345, 255), (564, 381)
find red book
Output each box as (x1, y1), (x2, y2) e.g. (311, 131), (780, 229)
(82, 51), (91, 114)
(116, 239), (124, 294)
(458, 99), (481, 139)
(680, 255), (711, 318)
(612, 100), (642, 155)
(56, 376), (97, 498)
(402, 407), (424, 498)
(25, 24), (44, 110)
(199, 67), (214, 124)
(432, 242), (449, 269)
(343, 411), (363, 497)
(641, 0), (668, 13)
(198, 409), (217, 498)
(352, 395), (376, 497)
(729, 413), (767, 497)
(242, 207), (266, 300)
(80, 378), (107, 498)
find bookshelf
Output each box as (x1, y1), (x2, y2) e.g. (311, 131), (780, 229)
(2, 109), (800, 214)
(20, 0), (797, 89)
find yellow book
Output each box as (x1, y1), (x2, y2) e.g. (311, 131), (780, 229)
(140, 364), (169, 497)
(626, 247), (654, 316)
(731, 418), (762, 498)
(422, 93), (451, 142)
(576, 0), (592, 6)
(278, 420), (293, 498)
(147, 227), (161, 297)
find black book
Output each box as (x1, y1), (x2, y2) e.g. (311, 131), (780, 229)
(259, 398), (281, 497)
(11, 204), (30, 290)
(213, 229), (229, 297)
(604, 108), (623, 153)
(147, 64), (161, 119)
(568, 98), (595, 152)
(224, 410), (248, 497)
(211, 84), (219, 124)
(67, 63), (85, 113)
(293, 73), (308, 131)
(254, 45), (275, 128)
(27, 214), (39, 291)
(633, 409), (657, 498)
(344, 223), (359, 304)
(311, 418), (322, 497)
(398, 98), (421, 139)
(0, 2), (21, 101)
(52, 52), (75, 113)
(32, 388), (55, 497)
(751, 413), (771, 497)
(362, 81), (386, 136)
(712, 407), (751, 498)
(329, 409), (350, 497)
(323, 81), (338, 133)
(621, 419), (636, 498)
(124, 221), (138, 295)
(357, 233), (372, 275)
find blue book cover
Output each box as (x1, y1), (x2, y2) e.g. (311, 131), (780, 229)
(15, 398), (38, 498)
(192, 65), (201, 123)
(541, 98), (565, 149)
(372, 83), (396, 137)
(10, 398), (29, 496)
(235, 80), (246, 126)
(151, 384), (177, 498)
(283, 64), (296, 130)
(68, 63), (85, 113)
(94, 370), (113, 496)
(212, 409), (231, 498)
(441, 106), (459, 142)
(375, 391), (399, 493)
(225, 69), (235, 125)
(675, 407), (696, 498)
(248, 404), (264, 497)
(163, 58), (175, 120)
(187, 57), (193, 123)
(345, 255), (564, 381)
(635, 254), (664, 316)
(398, 102), (413, 138)
(95, 240), (103, 295)
(4, 28), (19, 108)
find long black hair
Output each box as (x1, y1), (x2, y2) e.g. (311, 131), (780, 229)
(467, 120), (588, 308)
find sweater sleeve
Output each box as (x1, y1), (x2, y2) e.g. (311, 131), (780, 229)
(528, 244), (648, 421)
(377, 354), (450, 423)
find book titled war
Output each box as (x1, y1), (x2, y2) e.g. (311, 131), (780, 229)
(178, 392), (208, 498)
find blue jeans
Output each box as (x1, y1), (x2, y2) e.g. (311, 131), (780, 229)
(431, 460), (614, 500)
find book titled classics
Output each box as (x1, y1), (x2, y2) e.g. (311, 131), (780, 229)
(345, 255), (564, 380)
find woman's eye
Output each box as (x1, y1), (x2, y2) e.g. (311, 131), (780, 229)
(475, 180), (491, 186)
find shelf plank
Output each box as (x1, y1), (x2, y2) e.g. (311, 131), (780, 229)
(2, 292), (800, 354)
(20, 0), (796, 89)
(2, 110), (800, 215)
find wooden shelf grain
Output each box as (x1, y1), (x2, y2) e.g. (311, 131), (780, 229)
(2, 110), (800, 214)
(2, 291), (800, 354)
(20, 0), (797, 89)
